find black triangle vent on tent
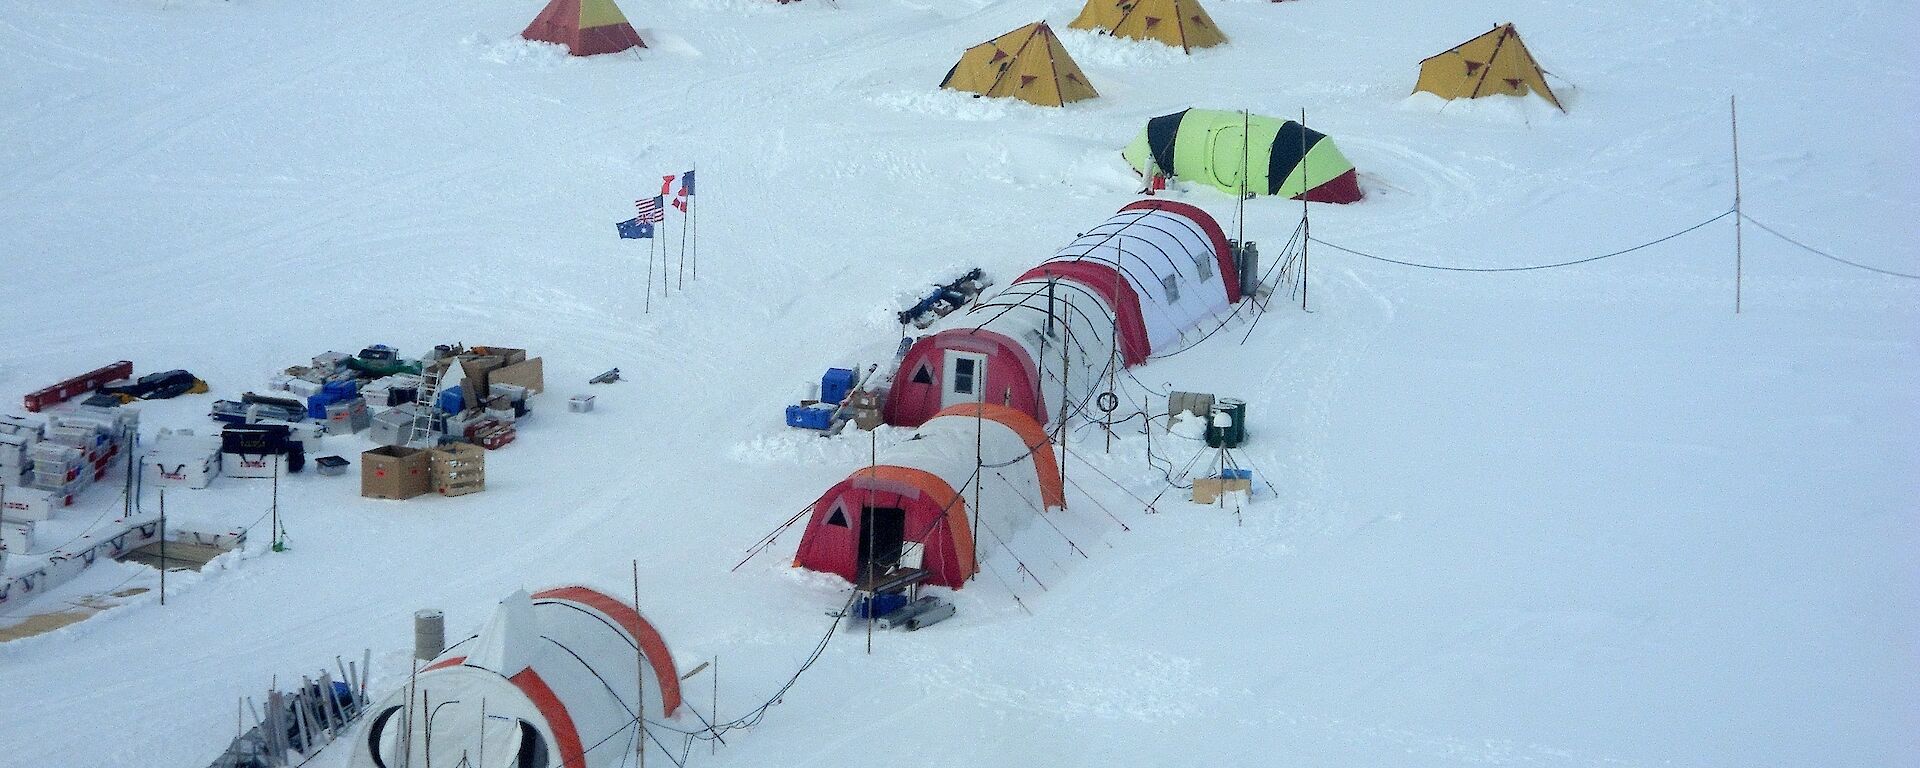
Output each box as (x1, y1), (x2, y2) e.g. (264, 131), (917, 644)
(826, 508), (850, 527)
(911, 365), (934, 385)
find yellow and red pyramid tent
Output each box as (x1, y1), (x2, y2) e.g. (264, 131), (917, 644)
(1414, 24), (1563, 110)
(1069, 0), (1227, 53)
(940, 22), (1098, 107)
(522, 0), (646, 57)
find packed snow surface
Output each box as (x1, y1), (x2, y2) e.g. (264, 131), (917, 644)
(1, 1), (1915, 766)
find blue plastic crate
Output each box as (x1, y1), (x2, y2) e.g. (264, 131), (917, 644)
(820, 368), (857, 405)
(785, 403), (834, 430)
(856, 592), (910, 619)
(438, 385), (466, 414)
(1220, 468), (1252, 481)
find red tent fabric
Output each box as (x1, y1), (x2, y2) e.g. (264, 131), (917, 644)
(522, 0), (646, 57)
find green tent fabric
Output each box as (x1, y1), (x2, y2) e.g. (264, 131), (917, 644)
(1122, 109), (1363, 203)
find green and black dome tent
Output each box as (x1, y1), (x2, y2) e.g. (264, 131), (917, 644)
(1122, 108), (1362, 203)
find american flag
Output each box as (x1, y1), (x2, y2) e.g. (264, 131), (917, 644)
(634, 195), (666, 223)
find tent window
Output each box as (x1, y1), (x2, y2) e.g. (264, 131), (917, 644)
(1191, 251), (1212, 280)
(826, 507), (850, 528)
(911, 365), (934, 385)
(953, 358), (977, 395)
(1161, 274), (1181, 302)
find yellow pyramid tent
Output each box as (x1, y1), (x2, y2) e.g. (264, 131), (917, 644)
(1068, 0), (1226, 53)
(940, 22), (1098, 107)
(1414, 24), (1563, 110)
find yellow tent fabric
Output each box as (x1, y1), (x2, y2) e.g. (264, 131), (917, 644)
(577, 0), (629, 29)
(1414, 24), (1564, 111)
(1068, 0), (1227, 53)
(940, 22), (1098, 107)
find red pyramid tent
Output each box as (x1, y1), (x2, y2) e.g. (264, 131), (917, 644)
(522, 0), (646, 57)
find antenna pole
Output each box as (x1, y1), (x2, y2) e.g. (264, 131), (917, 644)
(271, 452), (284, 552)
(158, 487), (166, 605)
(1731, 94), (1744, 315)
(1238, 108), (1249, 247)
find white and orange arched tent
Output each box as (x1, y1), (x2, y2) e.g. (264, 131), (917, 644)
(883, 200), (1237, 428)
(793, 404), (1063, 589)
(350, 586), (683, 768)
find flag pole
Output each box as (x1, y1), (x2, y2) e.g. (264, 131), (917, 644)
(645, 233), (654, 314)
(678, 176), (689, 290)
(691, 163), (698, 282)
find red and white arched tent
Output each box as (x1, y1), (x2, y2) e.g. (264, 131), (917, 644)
(883, 200), (1237, 428)
(793, 403), (1065, 588)
(351, 586), (684, 768)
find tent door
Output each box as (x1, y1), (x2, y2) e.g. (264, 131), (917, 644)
(941, 350), (988, 409)
(857, 506), (907, 580)
(1206, 125), (1248, 192)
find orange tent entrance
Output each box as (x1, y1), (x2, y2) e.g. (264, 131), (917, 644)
(792, 404), (1064, 589)
(522, 0), (646, 57)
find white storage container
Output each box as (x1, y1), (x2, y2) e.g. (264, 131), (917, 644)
(0, 487), (63, 522)
(144, 433), (222, 490)
(1, 519), (34, 555)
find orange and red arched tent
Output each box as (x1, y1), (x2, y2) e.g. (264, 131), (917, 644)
(793, 404), (1062, 588)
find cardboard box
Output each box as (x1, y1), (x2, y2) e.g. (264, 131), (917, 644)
(1191, 477), (1252, 506)
(361, 446), (430, 500)
(429, 443), (485, 497)
(489, 357), (545, 394)
(471, 346), (528, 366)
(455, 356), (506, 409)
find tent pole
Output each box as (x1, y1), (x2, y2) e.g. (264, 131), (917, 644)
(1300, 107), (1310, 312)
(711, 656), (719, 757)
(1107, 237), (1121, 454)
(1059, 302), (1070, 495)
(632, 560), (647, 768)
(867, 428), (879, 645)
(973, 405), (983, 568)
(1731, 94), (1743, 315)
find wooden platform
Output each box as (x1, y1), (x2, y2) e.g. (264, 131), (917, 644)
(117, 540), (227, 571)
(0, 588), (148, 643)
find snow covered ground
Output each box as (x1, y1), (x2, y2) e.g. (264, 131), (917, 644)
(1, 0), (1915, 766)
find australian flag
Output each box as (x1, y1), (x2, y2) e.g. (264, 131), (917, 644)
(616, 217), (654, 239)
